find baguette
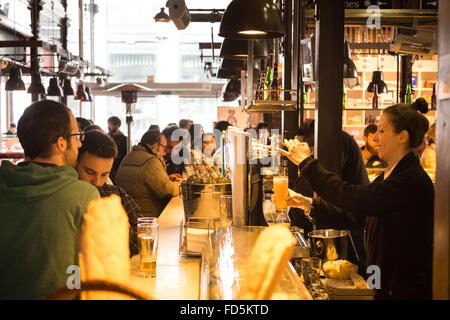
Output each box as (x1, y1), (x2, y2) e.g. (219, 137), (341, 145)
(322, 260), (357, 280)
(239, 225), (297, 300)
(79, 195), (131, 300)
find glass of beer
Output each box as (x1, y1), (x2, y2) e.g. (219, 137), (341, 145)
(219, 195), (233, 228)
(273, 175), (289, 213)
(137, 222), (158, 278)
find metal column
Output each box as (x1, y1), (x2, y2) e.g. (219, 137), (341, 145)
(314, 0), (344, 174)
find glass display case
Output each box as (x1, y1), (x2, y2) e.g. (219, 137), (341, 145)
(200, 226), (312, 300)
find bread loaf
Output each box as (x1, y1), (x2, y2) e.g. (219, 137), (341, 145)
(322, 260), (357, 280)
(79, 195), (131, 300)
(239, 225), (297, 300)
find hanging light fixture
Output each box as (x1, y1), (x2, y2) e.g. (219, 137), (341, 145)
(27, 73), (46, 95)
(47, 77), (63, 96)
(62, 78), (75, 96)
(5, 66), (26, 91)
(223, 79), (241, 102)
(367, 71), (388, 94)
(219, 0), (284, 39)
(85, 86), (93, 102)
(343, 40), (359, 89)
(154, 7), (171, 40)
(74, 82), (87, 101)
(219, 39), (269, 60)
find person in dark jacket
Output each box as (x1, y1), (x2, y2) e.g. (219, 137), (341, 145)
(107, 116), (127, 182)
(281, 99), (433, 300)
(291, 126), (368, 273)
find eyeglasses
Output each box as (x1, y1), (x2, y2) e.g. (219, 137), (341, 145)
(68, 131), (85, 142)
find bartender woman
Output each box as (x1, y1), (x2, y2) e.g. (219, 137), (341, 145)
(280, 99), (433, 300)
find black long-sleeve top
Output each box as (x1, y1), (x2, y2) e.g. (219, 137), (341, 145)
(300, 151), (434, 300)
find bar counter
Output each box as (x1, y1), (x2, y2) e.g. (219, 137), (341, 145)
(129, 196), (201, 299)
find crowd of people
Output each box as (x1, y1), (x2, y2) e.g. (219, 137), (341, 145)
(0, 96), (437, 299)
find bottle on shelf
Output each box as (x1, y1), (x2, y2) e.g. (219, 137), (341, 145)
(343, 83), (346, 110)
(256, 71), (266, 101)
(271, 63), (280, 101)
(264, 66), (273, 100)
(302, 84), (307, 110)
(405, 83), (412, 104)
(372, 84), (378, 109)
(431, 83), (436, 110)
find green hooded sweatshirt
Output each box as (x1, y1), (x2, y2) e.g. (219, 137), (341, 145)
(0, 161), (99, 299)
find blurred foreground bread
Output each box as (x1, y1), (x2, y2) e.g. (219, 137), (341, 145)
(322, 260), (357, 280)
(239, 225), (297, 300)
(79, 195), (131, 300)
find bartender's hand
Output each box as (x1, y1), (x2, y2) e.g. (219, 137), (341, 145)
(279, 139), (310, 166)
(169, 173), (182, 181)
(286, 188), (313, 212)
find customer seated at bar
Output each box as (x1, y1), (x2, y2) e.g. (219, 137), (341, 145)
(292, 125), (369, 274)
(76, 130), (143, 257)
(420, 122), (436, 170)
(116, 129), (179, 217)
(0, 100), (100, 299)
(162, 125), (184, 177)
(281, 99), (433, 300)
(361, 124), (388, 168)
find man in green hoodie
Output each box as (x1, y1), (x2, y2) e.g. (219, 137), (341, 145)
(0, 100), (99, 299)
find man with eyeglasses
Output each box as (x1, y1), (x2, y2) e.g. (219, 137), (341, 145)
(116, 129), (179, 217)
(0, 100), (100, 299)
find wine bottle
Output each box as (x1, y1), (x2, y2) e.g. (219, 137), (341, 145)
(343, 83), (346, 110)
(405, 83), (412, 104)
(431, 83), (436, 110)
(372, 86), (378, 109)
(271, 64), (280, 101)
(257, 72), (266, 100)
(264, 66), (273, 100)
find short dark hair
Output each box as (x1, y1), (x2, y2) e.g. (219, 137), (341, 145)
(141, 129), (162, 146)
(179, 119), (190, 129)
(295, 127), (315, 147)
(149, 124), (160, 132)
(9, 123), (16, 128)
(162, 125), (180, 141)
(108, 116), (121, 127)
(256, 122), (269, 132)
(76, 117), (91, 131)
(383, 98), (429, 149)
(78, 131), (117, 161)
(215, 121), (231, 133)
(84, 124), (103, 132)
(364, 124), (378, 137)
(17, 100), (72, 159)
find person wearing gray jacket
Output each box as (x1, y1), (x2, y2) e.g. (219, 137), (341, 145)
(116, 130), (179, 217)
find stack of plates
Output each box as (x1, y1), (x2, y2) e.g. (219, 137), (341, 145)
(321, 273), (375, 300)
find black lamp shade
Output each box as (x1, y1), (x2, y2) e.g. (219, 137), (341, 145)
(5, 67), (26, 91)
(85, 86), (93, 101)
(154, 7), (170, 22)
(343, 41), (358, 79)
(222, 79), (241, 102)
(219, 0), (285, 39)
(47, 78), (63, 96)
(74, 83), (87, 101)
(217, 68), (241, 79)
(27, 74), (46, 95)
(221, 59), (247, 70)
(63, 78), (75, 96)
(220, 39), (269, 60)
(367, 71), (388, 94)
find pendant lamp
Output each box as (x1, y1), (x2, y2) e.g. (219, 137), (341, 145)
(75, 83), (87, 101)
(220, 39), (269, 60)
(5, 66), (26, 91)
(222, 79), (241, 102)
(47, 77), (63, 96)
(343, 40), (358, 89)
(27, 73), (46, 95)
(219, 0), (285, 39)
(367, 71), (388, 94)
(63, 78), (75, 96)
(85, 86), (93, 102)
